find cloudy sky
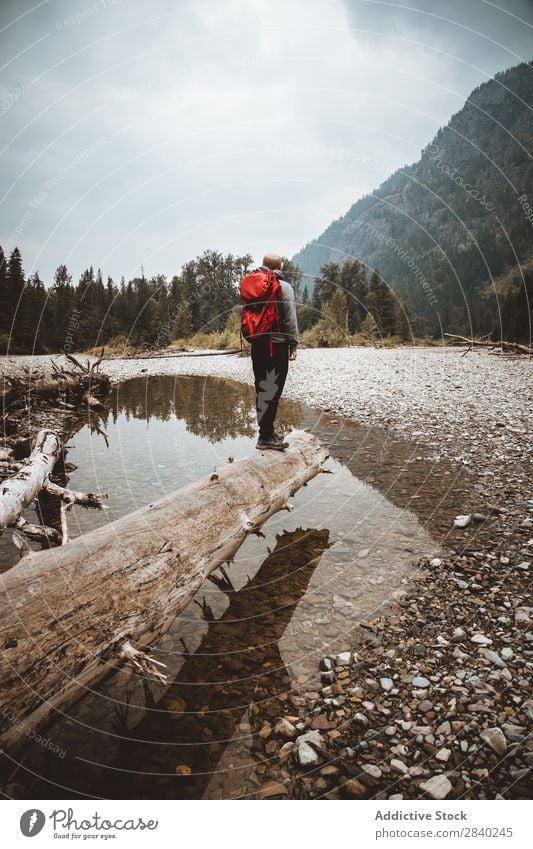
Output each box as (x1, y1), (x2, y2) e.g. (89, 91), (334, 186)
(1, 0), (532, 283)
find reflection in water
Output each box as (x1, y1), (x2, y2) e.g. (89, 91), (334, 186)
(102, 528), (330, 800)
(1, 374), (481, 800)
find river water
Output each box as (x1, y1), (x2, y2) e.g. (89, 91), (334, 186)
(1, 374), (480, 799)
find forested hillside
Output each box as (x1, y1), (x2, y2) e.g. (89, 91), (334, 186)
(293, 61), (533, 340)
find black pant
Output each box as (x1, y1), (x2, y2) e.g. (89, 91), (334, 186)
(251, 337), (289, 439)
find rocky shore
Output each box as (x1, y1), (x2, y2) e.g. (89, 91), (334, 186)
(1, 346), (531, 799)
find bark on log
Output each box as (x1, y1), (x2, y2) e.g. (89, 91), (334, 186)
(0, 429), (61, 534)
(0, 430), (328, 751)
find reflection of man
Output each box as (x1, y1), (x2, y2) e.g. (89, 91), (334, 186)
(252, 253), (299, 451)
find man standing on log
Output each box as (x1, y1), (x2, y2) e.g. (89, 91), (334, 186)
(240, 253), (299, 451)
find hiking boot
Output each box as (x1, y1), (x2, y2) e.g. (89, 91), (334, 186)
(256, 431), (289, 451)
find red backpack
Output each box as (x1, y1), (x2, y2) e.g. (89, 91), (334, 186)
(240, 268), (282, 355)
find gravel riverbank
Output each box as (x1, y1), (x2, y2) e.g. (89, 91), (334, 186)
(1, 346), (531, 799)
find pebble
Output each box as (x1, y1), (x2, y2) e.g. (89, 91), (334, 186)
(419, 775), (453, 799)
(412, 676), (430, 688)
(452, 627), (466, 642)
(336, 651), (352, 666)
(500, 647), (513, 660)
(345, 779), (366, 797)
(297, 741), (319, 766)
(362, 763), (382, 778)
(483, 649), (506, 668)
(390, 759), (408, 774)
(275, 718), (297, 739)
(471, 633), (493, 645)
(256, 780), (289, 799)
(454, 514), (471, 528)
(435, 748), (452, 762)
(380, 677), (394, 691)
(480, 728), (507, 756)
(417, 699), (433, 713)
(501, 723), (525, 743)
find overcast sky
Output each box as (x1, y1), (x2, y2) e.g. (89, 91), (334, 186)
(1, 0), (532, 283)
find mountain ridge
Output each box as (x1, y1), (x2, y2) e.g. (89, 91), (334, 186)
(293, 61), (533, 335)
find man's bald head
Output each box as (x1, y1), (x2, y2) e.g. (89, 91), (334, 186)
(262, 253), (283, 271)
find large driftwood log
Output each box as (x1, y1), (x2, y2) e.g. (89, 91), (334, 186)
(0, 430), (328, 751)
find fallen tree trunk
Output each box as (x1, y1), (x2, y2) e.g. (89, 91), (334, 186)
(444, 333), (532, 355)
(0, 430), (328, 750)
(0, 430), (61, 533)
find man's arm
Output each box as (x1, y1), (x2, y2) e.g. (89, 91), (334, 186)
(279, 281), (299, 356)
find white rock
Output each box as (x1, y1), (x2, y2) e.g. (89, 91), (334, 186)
(336, 651), (352, 666)
(435, 748), (452, 762)
(420, 775), (453, 799)
(362, 763), (382, 778)
(471, 633), (493, 645)
(380, 677), (394, 691)
(483, 649), (506, 668)
(454, 514), (471, 528)
(412, 676), (430, 688)
(390, 759), (408, 774)
(275, 718), (297, 739)
(500, 647), (513, 660)
(297, 741), (318, 766)
(429, 558), (443, 567)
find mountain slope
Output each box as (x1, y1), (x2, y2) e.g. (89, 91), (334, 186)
(293, 61), (533, 335)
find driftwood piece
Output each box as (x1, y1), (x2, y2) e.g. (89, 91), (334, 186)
(0, 430), (61, 533)
(445, 333), (532, 355)
(0, 429), (328, 751)
(0, 430), (106, 539)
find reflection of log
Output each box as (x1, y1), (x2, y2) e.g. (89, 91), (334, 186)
(102, 528), (330, 800)
(0, 430), (328, 751)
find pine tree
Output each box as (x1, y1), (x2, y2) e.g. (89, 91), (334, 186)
(173, 300), (193, 339)
(319, 289), (349, 345)
(6, 247), (25, 351)
(313, 262), (340, 311)
(281, 258), (303, 302)
(0, 246), (7, 342)
(358, 312), (379, 342)
(395, 296), (412, 341)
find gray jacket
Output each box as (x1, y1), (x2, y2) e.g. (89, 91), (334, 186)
(256, 267), (299, 351)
